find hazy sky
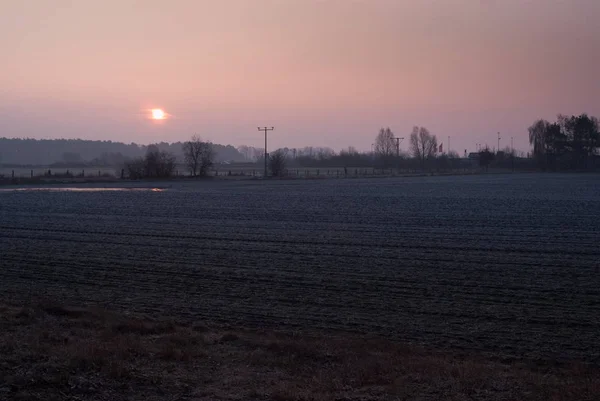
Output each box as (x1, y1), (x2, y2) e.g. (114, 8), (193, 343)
(1, 0), (598, 153)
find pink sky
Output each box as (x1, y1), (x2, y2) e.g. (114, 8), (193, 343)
(1, 0), (598, 154)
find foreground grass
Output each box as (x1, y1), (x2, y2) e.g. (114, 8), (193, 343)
(0, 302), (598, 401)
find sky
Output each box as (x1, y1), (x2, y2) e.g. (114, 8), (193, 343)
(1, 0), (599, 154)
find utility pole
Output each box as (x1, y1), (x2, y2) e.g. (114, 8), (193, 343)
(511, 136), (514, 172)
(393, 137), (404, 158)
(393, 136), (404, 173)
(497, 132), (501, 154)
(258, 127), (274, 178)
(448, 136), (450, 154)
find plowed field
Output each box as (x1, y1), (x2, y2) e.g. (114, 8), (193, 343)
(1, 174), (599, 362)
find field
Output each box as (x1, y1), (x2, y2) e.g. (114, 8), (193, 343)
(1, 173), (600, 366)
(2, 302), (598, 401)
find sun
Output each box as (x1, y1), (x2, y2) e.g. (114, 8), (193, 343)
(151, 109), (166, 120)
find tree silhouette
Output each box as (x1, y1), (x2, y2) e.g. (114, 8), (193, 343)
(125, 145), (176, 179)
(374, 127), (396, 167)
(479, 147), (495, 171)
(528, 119), (548, 163)
(183, 135), (214, 177)
(410, 126), (437, 170)
(269, 149), (288, 177)
(528, 114), (599, 170)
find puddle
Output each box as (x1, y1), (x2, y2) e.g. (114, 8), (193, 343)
(0, 187), (165, 192)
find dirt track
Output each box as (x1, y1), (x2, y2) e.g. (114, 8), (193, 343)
(1, 174), (599, 362)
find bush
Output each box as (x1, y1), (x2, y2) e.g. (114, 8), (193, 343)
(269, 150), (288, 177)
(124, 146), (176, 179)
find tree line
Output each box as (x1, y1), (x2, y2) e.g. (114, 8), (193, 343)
(257, 126), (450, 174)
(125, 136), (305, 179)
(528, 114), (599, 170)
(122, 123), (540, 179)
(259, 116), (599, 175)
(125, 136), (215, 179)
(3, 114), (598, 179)
(0, 138), (243, 166)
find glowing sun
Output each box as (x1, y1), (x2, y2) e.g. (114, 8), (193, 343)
(151, 109), (166, 120)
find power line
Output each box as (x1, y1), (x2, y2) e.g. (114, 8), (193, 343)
(258, 127), (274, 178)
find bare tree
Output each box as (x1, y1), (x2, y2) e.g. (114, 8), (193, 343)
(144, 144), (161, 177)
(410, 126), (438, 169)
(268, 149), (288, 177)
(237, 145), (260, 162)
(155, 151), (176, 178)
(126, 144), (176, 179)
(238, 146), (264, 162)
(199, 143), (215, 176)
(316, 147), (335, 160)
(345, 146), (359, 155)
(528, 119), (549, 161)
(374, 127), (396, 161)
(124, 157), (146, 179)
(183, 135), (214, 177)
(236, 145), (250, 161)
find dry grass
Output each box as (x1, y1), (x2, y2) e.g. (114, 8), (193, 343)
(0, 301), (598, 401)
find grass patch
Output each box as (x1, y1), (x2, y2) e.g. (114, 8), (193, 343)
(0, 300), (598, 400)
